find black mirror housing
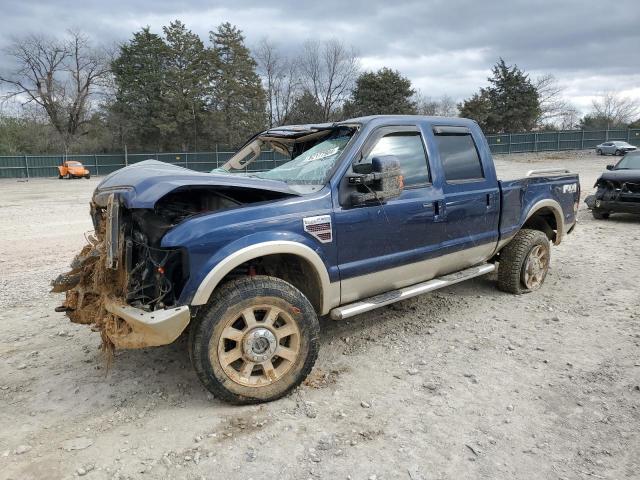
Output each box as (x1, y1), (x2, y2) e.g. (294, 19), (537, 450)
(349, 155), (403, 205)
(606, 164), (614, 170)
(352, 163), (373, 175)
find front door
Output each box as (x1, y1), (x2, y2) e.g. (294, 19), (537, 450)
(334, 126), (446, 304)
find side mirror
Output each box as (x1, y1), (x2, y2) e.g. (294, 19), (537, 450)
(348, 155), (403, 206)
(606, 164), (614, 170)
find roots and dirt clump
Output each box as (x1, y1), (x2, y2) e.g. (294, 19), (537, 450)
(51, 230), (128, 357)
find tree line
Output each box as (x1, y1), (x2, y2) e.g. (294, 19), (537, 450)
(0, 23), (639, 155)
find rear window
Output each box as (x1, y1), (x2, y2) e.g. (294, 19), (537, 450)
(434, 131), (484, 182)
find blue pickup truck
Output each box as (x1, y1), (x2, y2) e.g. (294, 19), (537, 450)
(54, 115), (579, 404)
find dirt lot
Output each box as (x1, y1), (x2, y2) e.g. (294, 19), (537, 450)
(1, 151), (639, 480)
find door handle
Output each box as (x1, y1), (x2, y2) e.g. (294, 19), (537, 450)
(433, 200), (446, 222)
(486, 193), (496, 209)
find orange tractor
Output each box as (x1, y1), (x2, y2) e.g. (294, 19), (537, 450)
(58, 160), (91, 179)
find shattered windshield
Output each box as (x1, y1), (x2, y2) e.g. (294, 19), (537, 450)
(217, 127), (356, 194)
(253, 136), (350, 185)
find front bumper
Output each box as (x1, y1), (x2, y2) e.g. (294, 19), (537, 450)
(593, 199), (640, 214)
(104, 301), (190, 349)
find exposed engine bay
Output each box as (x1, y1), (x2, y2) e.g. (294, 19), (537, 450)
(593, 178), (640, 202)
(51, 185), (293, 350)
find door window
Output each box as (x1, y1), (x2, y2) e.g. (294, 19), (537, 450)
(434, 131), (484, 182)
(362, 132), (430, 187)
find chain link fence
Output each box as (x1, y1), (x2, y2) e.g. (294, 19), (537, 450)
(2, 128), (640, 179)
(0, 148), (289, 179)
(485, 128), (640, 154)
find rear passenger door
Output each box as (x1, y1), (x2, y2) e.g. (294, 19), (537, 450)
(432, 125), (500, 264)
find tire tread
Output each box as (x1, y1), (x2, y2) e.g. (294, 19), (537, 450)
(189, 275), (319, 405)
(498, 229), (550, 294)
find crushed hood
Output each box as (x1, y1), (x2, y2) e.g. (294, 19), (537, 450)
(597, 169), (640, 185)
(93, 160), (299, 208)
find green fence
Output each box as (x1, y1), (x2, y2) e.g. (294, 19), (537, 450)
(485, 128), (640, 154)
(0, 148), (289, 179)
(2, 128), (640, 179)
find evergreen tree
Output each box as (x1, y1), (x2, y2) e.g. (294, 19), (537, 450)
(285, 90), (325, 124)
(458, 91), (492, 130)
(209, 23), (267, 146)
(459, 58), (540, 133)
(162, 20), (212, 151)
(111, 28), (168, 150)
(343, 68), (416, 118)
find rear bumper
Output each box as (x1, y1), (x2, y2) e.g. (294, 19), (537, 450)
(104, 301), (190, 348)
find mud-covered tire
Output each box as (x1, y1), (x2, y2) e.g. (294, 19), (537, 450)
(498, 229), (551, 294)
(189, 275), (319, 404)
(592, 210), (610, 220)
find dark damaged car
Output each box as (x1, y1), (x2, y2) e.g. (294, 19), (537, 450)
(585, 151), (640, 219)
(52, 115), (579, 404)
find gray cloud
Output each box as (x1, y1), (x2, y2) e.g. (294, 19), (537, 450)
(1, 0), (639, 113)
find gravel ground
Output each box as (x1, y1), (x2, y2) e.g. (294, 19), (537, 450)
(1, 151), (639, 480)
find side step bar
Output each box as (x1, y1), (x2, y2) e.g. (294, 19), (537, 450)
(329, 263), (496, 320)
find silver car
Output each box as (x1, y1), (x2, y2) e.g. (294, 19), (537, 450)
(596, 141), (637, 156)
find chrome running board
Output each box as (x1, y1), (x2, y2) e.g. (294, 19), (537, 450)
(329, 263), (496, 320)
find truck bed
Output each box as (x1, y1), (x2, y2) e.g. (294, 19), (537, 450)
(498, 171), (579, 245)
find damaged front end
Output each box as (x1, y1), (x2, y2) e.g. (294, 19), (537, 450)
(585, 177), (640, 214)
(52, 161), (299, 351)
(52, 192), (192, 350)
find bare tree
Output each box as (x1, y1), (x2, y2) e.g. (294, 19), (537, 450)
(438, 94), (457, 116)
(557, 104), (580, 130)
(255, 38), (299, 127)
(414, 91), (458, 116)
(0, 30), (110, 150)
(591, 91), (640, 129)
(299, 39), (359, 121)
(534, 74), (569, 126)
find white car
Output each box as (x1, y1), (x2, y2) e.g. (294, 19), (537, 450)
(596, 141), (637, 156)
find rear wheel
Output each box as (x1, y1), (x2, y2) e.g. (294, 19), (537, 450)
(615, 149), (622, 156)
(498, 229), (551, 294)
(58, 174), (63, 179)
(592, 209), (610, 220)
(189, 276), (319, 404)
(85, 173), (91, 179)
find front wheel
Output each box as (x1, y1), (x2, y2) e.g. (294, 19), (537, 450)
(498, 229), (551, 294)
(189, 276), (319, 404)
(596, 149), (602, 155)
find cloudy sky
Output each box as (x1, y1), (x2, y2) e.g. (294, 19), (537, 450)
(2, 0), (639, 114)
